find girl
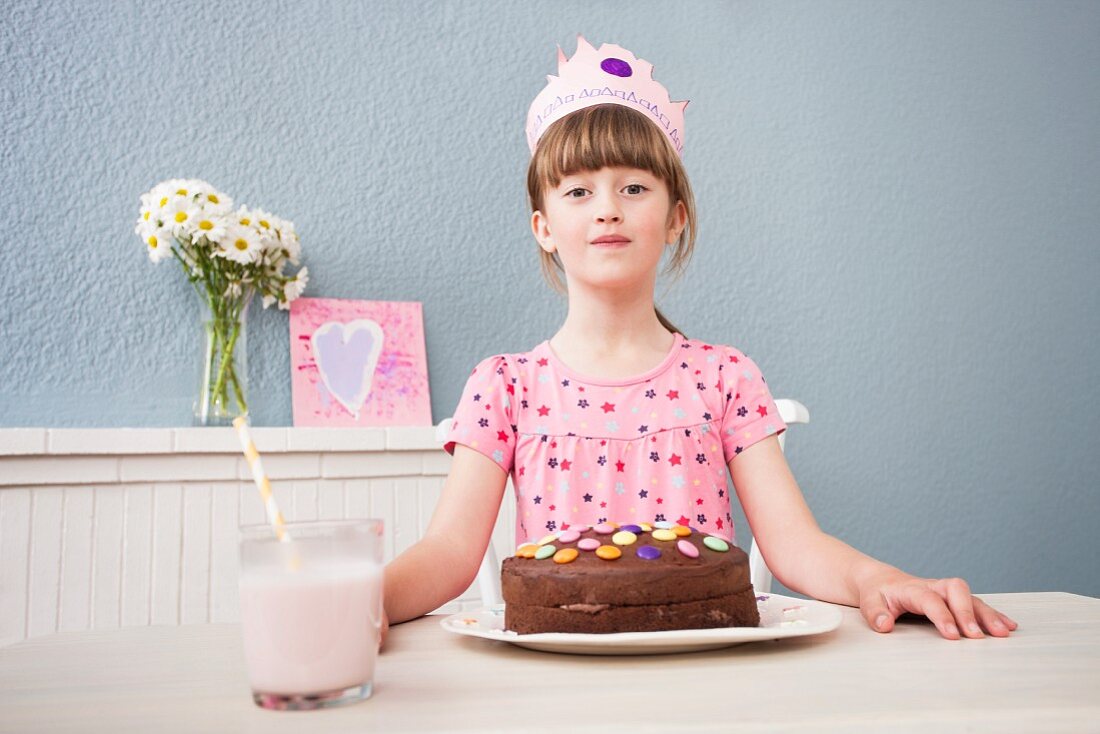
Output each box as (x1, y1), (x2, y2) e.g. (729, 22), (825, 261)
(382, 36), (1017, 644)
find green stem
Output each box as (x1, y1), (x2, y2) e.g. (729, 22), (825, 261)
(211, 317), (240, 414)
(228, 361), (247, 414)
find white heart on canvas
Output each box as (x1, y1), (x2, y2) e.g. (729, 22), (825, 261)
(310, 319), (385, 419)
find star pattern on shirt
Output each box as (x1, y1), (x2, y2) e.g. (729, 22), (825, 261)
(447, 339), (782, 548)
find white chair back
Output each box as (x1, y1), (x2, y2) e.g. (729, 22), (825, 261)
(444, 398), (810, 607)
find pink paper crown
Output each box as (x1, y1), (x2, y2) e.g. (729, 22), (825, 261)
(526, 35), (689, 157)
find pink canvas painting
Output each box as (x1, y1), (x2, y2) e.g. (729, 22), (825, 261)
(290, 298), (432, 427)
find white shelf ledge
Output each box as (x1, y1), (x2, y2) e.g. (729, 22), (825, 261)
(0, 425), (445, 457)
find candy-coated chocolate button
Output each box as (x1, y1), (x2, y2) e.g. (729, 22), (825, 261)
(619, 523), (642, 533)
(553, 548), (579, 564)
(516, 543), (538, 558)
(537, 533), (559, 545)
(677, 539), (699, 558)
(651, 529), (677, 542)
(636, 545), (661, 560)
(703, 536), (729, 552)
(672, 525), (691, 537)
(535, 544), (557, 560)
(611, 531), (637, 546)
(639, 523), (653, 532)
(557, 529), (581, 543)
(653, 520), (674, 529)
(595, 545), (622, 560)
(577, 538), (601, 551)
(593, 523), (615, 535)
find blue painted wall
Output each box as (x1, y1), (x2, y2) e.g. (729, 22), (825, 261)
(2, 1), (1097, 596)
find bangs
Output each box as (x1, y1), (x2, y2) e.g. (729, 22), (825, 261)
(529, 104), (678, 197)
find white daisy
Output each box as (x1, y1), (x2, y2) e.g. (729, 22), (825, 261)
(280, 266), (308, 308)
(162, 195), (204, 242)
(276, 218), (301, 264)
(192, 184), (233, 215)
(231, 205), (255, 229)
(216, 223), (263, 264)
(244, 207), (279, 253)
(190, 212), (229, 248)
(143, 224), (176, 263)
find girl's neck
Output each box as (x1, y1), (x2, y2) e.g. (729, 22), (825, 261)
(549, 287), (675, 374)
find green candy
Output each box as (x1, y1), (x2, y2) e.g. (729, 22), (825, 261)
(535, 544), (557, 560)
(703, 536), (729, 553)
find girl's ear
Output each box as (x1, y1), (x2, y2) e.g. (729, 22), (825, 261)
(531, 210), (556, 253)
(666, 200), (688, 244)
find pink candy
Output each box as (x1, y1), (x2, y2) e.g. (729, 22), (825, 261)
(558, 529), (581, 543)
(577, 538), (601, 551)
(593, 523), (615, 534)
(677, 539), (699, 558)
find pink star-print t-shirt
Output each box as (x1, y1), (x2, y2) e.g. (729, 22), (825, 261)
(442, 332), (787, 546)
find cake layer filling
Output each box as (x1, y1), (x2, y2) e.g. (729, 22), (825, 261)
(505, 591), (760, 635)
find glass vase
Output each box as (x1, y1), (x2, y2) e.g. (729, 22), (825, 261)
(195, 291), (252, 426)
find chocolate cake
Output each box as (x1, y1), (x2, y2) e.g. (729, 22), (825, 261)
(501, 522), (759, 634)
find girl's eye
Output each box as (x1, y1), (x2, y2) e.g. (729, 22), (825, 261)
(624, 184), (647, 195)
(566, 188), (588, 198)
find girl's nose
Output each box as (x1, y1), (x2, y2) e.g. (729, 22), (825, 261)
(595, 198), (622, 223)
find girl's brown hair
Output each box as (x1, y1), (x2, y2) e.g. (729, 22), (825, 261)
(526, 103), (697, 335)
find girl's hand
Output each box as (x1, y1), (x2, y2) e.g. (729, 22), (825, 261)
(858, 571), (1019, 639)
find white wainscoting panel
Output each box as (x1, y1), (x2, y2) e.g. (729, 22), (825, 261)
(0, 426), (516, 647)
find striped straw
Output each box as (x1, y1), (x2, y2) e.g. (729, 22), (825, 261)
(233, 416), (289, 543)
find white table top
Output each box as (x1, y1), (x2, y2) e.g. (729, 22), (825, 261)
(2, 592), (1097, 733)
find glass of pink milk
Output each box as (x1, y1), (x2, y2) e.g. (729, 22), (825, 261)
(238, 519), (384, 710)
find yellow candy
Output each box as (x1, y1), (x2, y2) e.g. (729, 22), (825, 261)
(672, 525), (691, 537)
(516, 543), (538, 558)
(595, 545), (622, 560)
(537, 533), (558, 546)
(553, 548), (579, 564)
(639, 523), (653, 532)
(612, 531), (638, 546)
(651, 529), (677, 542)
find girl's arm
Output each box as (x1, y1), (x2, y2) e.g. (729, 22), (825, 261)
(383, 444), (509, 627)
(728, 435), (1017, 640)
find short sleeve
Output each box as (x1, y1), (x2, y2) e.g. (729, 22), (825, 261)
(442, 354), (517, 473)
(720, 347), (787, 463)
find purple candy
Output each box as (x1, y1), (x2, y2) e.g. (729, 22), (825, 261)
(619, 524), (642, 534)
(636, 545), (661, 560)
(600, 57), (633, 77)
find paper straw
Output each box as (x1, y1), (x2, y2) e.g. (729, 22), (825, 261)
(233, 415), (289, 543)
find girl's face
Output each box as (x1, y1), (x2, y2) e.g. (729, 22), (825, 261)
(531, 166), (686, 293)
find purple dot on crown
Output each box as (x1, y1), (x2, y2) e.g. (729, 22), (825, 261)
(600, 57), (633, 78)
(637, 545), (661, 560)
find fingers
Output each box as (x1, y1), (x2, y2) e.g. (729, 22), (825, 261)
(935, 579), (1023, 639)
(911, 584), (963, 639)
(914, 579), (1020, 640)
(971, 597), (1018, 637)
(861, 577), (1020, 640)
(940, 578), (983, 638)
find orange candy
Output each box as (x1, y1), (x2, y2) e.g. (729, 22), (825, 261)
(672, 525), (692, 537)
(553, 548), (579, 564)
(595, 545), (622, 560)
(516, 544), (538, 558)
